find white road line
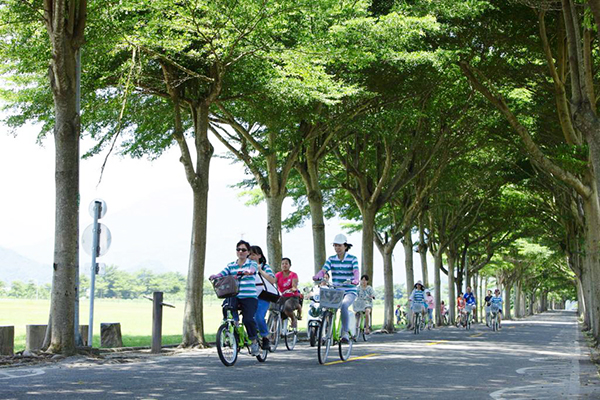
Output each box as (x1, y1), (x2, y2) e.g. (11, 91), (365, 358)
(0, 368), (45, 380)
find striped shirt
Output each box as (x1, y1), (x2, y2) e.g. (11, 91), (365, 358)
(255, 263), (275, 287)
(216, 259), (258, 299)
(410, 289), (426, 304)
(322, 253), (359, 295)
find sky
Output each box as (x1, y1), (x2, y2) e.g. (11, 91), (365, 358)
(0, 121), (433, 288)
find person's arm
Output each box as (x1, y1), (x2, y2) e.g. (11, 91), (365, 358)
(259, 264), (277, 284)
(351, 256), (359, 285)
(209, 264), (230, 280)
(313, 259), (330, 280)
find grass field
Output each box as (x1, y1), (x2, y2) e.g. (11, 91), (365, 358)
(0, 298), (386, 351)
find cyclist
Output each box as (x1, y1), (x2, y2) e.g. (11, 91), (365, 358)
(425, 289), (435, 328)
(313, 233), (359, 343)
(249, 245), (276, 351)
(209, 240), (260, 355)
(464, 286), (477, 324)
(456, 292), (466, 326)
(395, 304), (403, 325)
(440, 301), (448, 324)
(409, 281), (427, 328)
(490, 288), (503, 329)
(484, 289), (493, 327)
(354, 274), (375, 334)
(275, 257), (302, 331)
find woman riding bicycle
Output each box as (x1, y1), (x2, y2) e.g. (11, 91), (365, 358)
(354, 274), (375, 334)
(484, 289), (493, 327)
(425, 289), (435, 328)
(209, 240), (261, 355)
(313, 233), (359, 343)
(409, 281), (427, 327)
(275, 257), (302, 330)
(456, 291), (466, 325)
(249, 245), (276, 351)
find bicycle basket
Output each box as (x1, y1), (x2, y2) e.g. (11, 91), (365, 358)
(212, 275), (240, 299)
(319, 288), (345, 309)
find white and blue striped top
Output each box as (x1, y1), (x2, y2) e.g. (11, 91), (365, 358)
(410, 289), (426, 304)
(323, 253), (359, 295)
(216, 258), (258, 299)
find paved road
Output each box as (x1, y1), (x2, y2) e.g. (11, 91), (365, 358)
(1, 310), (599, 399)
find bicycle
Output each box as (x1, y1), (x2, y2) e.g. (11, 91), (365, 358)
(266, 302), (297, 351)
(413, 307), (424, 335)
(316, 283), (353, 364)
(465, 304), (475, 330)
(354, 310), (369, 342)
(456, 308), (467, 328)
(213, 289), (268, 366)
(490, 304), (500, 331)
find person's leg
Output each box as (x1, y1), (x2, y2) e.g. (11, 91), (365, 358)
(283, 298), (297, 329)
(340, 293), (357, 336)
(223, 297), (239, 322)
(365, 308), (372, 333)
(254, 299), (270, 338)
(239, 298), (259, 340)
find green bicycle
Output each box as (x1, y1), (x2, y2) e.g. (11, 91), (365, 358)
(317, 286), (353, 364)
(354, 310), (369, 342)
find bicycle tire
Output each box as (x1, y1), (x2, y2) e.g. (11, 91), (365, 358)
(256, 340), (268, 362)
(361, 327), (367, 342)
(285, 326), (297, 351)
(339, 327), (353, 361)
(216, 323), (238, 367)
(267, 312), (281, 352)
(309, 325), (318, 347)
(414, 313), (420, 335)
(318, 312), (332, 365)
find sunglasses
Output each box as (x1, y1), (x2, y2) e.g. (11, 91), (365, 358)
(236, 248), (248, 252)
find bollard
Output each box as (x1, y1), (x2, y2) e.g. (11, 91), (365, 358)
(146, 292), (175, 354)
(152, 292), (163, 354)
(0, 326), (14, 355)
(25, 324), (47, 352)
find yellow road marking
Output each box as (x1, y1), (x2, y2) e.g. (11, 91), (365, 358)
(426, 340), (449, 346)
(324, 353), (380, 366)
(470, 333), (484, 338)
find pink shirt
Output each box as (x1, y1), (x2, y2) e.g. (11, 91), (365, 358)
(426, 295), (435, 310)
(276, 271), (300, 297)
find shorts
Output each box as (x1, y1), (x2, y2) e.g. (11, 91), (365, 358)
(278, 296), (301, 314)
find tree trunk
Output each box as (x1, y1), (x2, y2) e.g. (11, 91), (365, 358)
(447, 252), (456, 325)
(577, 278), (586, 322)
(361, 207), (377, 283)
(402, 231), (414, 328)
(296, 157), (326, 273)
(473, 273), (479, 322)
(528, 292), (535, 316)
(47, 36), (80, 356)
(433, 250), (442, 327)
(181, 103), (213, 347)
(581, 193), (600, 339)
(265, 194), (285, 272)
(515, 282), (522, 318)
(504, 285), (512, 320)
(381, 247), (395, 332)
(418, 222), (429, 288)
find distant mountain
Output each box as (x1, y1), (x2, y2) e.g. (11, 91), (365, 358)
(0, 246), (52, 284)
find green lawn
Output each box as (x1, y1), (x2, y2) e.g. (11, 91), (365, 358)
(0, 298), (387, 351)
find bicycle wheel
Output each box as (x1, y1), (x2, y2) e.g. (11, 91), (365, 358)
(267, 312), (281, 352)
(309, 325), (318, 347)
(318, 312), (333, 365)
(285, 325), (297, 351)
(466, 314), (471, 330)
(216, 322), (238, 367)
(414, 314), (420, 334)
(256, 338), (268, 362)
(339, 324), (353, 361)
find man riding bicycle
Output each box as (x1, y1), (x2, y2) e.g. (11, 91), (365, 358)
(484, 290), (493, 327)
(464, 286), (477, 324)
(491, 288), (503, 329)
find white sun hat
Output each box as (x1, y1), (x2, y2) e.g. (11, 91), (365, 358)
(333, 234), (350, 245)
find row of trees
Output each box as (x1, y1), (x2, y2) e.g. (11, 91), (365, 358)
(0, 0), (590, 353)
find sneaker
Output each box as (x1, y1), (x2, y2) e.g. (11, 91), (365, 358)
(261, 337), (271, 351)
(250, 341), (260, 356)
(340, 334), (349, 344)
